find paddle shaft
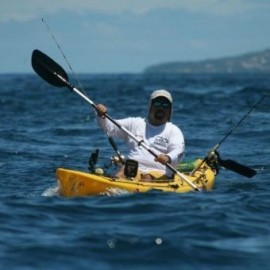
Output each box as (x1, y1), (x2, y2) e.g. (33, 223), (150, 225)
(54, 72), (201, 191)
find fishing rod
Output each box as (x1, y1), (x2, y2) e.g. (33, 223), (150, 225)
(42, 18), (123, 167)
(216, 92), (269, 148)
(106, 132), (125, 165)
(190, 90), (269, 176)
(42, 18), (87, 95)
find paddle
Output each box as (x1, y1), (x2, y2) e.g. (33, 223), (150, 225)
(31, 49), (202, 191)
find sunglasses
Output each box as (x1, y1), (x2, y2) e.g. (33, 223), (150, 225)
(152, 101), (171, 109)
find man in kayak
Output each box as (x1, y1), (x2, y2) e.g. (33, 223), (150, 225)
(95, 89), (185, 180)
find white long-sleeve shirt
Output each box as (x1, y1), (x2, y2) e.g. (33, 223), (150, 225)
(97, 117), (185, 176)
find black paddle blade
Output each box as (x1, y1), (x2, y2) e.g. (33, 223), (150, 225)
(31, 49), (69, 87)
(219, 158), (256, 178)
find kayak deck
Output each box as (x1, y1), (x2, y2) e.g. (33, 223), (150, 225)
(56, 160), (216, 197)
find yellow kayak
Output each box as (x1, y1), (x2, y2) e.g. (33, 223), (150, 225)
(56, 159), (216, 197)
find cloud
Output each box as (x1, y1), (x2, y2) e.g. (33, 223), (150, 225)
(1, 0), (269, 23)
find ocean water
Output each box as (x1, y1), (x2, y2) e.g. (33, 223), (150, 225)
(0, 72), (269, 269)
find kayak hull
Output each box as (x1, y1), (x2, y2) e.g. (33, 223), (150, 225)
(56, 160), (216, 197)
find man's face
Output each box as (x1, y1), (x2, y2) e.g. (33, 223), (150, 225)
(148, 97), (171, 126)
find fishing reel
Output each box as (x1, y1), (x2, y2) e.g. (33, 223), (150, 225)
(105, 154), (125, 169)
(111, 154), (125, 166)
(206, 150), (220, 174)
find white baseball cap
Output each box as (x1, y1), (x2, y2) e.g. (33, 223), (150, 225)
(150, 89), (173, 103)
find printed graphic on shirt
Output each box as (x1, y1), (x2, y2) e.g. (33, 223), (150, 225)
(154, 136), (169, 148)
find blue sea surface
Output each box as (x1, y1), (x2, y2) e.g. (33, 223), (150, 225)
(0, 72), (269, 269)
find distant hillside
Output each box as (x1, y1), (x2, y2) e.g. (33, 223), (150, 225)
(144, 49), (270, 74)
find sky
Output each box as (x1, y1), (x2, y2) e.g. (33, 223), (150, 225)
(1, 0), (270, 73)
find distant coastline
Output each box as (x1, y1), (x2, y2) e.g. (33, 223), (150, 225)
(144, 49), (270, 74)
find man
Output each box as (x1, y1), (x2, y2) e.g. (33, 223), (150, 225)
(95, 89), (185, 180)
